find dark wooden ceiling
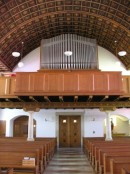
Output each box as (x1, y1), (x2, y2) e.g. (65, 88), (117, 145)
(0, 0), (130, 72)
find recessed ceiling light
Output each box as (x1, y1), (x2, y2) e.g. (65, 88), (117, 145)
(12, 51), (20, 57)
(118, 51), (127, 56)
(64, 51), (73, 56)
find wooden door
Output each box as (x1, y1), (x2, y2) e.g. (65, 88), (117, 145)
(59, 116), (81, 147)
(0, 121), (6, 137)
(13, 116), (36, 137)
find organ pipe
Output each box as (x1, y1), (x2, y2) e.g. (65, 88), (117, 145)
(40, 34), (98, 70)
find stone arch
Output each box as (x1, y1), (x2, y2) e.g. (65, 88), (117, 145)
(110, 114), (129, 136)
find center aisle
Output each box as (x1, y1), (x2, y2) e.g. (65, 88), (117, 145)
(43, 148), (95, 174)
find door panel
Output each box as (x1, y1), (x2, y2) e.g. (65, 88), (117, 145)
(59, 116), (81, 147)
(13, 116), (36, 137)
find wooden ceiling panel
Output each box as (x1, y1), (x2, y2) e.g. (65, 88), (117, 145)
(0, 0), (129, 71)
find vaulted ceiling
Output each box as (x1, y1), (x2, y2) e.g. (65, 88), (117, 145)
(0, 0), (130, 72)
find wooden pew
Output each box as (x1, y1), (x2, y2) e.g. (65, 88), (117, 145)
(92, 142), (130, 165)
(83, 137), (104, 157)
(95, 146), (130, 173)
(1, 145), (41, 171)
(84, 137), (130, 157)
(103, 155), (130, 174)
(83, 137), (130, 174)
(97, 148), (130, 173)
(110, 159), (130, 174)
(0, 142), (45, 172)
(0, 138), (57, 171)
(88, 140), (130, 166)
(89, 141), (130, 165)
(0, 137), (57, 161)
(121, 167), (130, 174)
(0, 151), (39, 174)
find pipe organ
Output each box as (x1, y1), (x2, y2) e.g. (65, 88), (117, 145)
(40, 34), (98, 70)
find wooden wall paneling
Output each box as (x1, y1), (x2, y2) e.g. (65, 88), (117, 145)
(13, 116), (36, 137)
(0, 120), (6, 137)
(63, 73), (78, 92)
(57, 74), (64, 92)
(8, 77), (16, 95)
(15, 73), (30, 92)
(0, 77), (16, 96)
(30, 73), (45, 92)
(122, 76), (130, 94)
(122, 76), (129, 93)
(108, 72), (123, 93)
(44, 73), (64, 92)
(127, 76), (130, 93)
(78, 72), (94, 92)
(14, 71), (124, 95)
(0, 77), (7, 95)
(94, 72), (108, 92)
(4, 78), (10, 95)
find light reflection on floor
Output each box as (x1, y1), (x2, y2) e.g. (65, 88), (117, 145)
(43, 148), (95, 174)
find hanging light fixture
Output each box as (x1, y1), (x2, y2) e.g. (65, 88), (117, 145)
(114, 41), (127, 57)
(12, 44), (20, 57)
(64, 51), (73, 56)
(12, 51), (20, 57)
(18, 42), (24, 68)
(118, 51), (127, 56)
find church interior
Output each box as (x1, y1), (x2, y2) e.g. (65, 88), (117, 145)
(0, 0), (130, 173)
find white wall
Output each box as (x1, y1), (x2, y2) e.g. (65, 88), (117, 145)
(114, 117), (129, 135)
(84, 120), (104, 137)
(34, 110), (56, 137)
(13, 47), (40, 72)
(13, 46), (130, 75)
(0, 108), (130, 138)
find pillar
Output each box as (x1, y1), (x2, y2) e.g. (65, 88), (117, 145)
(27, 111), (34, 141)
(105, 111), (113, 141)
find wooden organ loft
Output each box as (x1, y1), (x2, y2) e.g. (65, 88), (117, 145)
(0, 34), (130, 110)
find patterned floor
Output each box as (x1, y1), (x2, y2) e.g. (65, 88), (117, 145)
(43, 148), (95, 174)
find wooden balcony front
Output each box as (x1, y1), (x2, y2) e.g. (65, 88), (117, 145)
(14, 70), (123, 96)
(0, 70), (130, 109)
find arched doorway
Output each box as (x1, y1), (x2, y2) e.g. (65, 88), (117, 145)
(13, 116), (36, 137)
(104, 115), (130, 136)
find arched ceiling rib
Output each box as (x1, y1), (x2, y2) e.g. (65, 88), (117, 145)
(0, 0), (129, 71)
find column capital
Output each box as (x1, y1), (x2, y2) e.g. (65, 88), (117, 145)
(23, 107), (40, 112)
(100, 107), (116, 112)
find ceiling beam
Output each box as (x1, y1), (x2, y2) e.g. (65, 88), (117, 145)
(17, 97), (25, 102)
(29, 96), (38, 102)
(74, 96), (78, 102)
(114, 96), (121, 101)
(44, 96), (51, 102)
(59, 96), (64, 102)
(100, 95), (109, 102)
(87, 95), (93, 102)
(5, 98), (11, 102)
(0, 101), (130, 109)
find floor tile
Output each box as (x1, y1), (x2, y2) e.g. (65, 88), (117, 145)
(43, 148), (95, 174)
